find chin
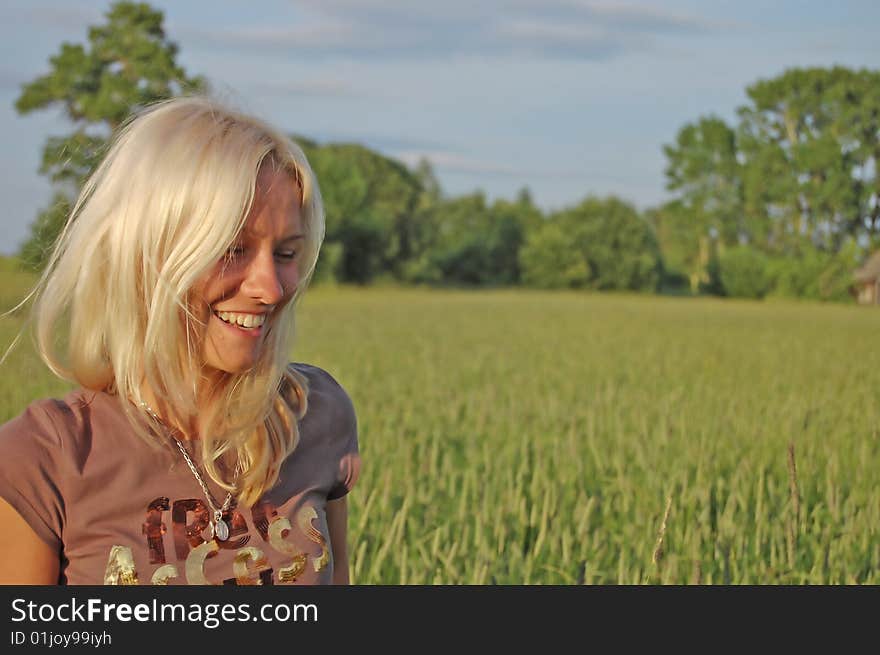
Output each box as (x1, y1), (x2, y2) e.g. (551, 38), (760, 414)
(203, 359), (260, 378)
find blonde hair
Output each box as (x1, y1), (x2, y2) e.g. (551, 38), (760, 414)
(22, 96), (325, 506)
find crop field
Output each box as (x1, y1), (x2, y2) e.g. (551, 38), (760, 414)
(2, 268), (879, 584)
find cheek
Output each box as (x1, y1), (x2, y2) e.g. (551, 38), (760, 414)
(180, 296), (211, 351)
(199, 266), (243, 306)
(185, 275), (225, 340)
(280, 265), (300, 296)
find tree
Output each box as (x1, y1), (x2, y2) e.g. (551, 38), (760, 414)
(400, 158), (445, 283)
(648, 200), (711, 294)
(521, 196), (661, 292)
(520, 220), (590, 289)
(18, 193), (72, 271)
(737, 67), (880, 253)
(718, 246), (769, 299)
(660, 66), (880, 301)
(661, 116), (745, 291)
(302, 143), (422, 283)
(664, 116), (745, 246)
(401, 188), (543, 287)
(15, 1), (205, 269)
(421, 192), (493, 286)
(483, 193), (543, 285)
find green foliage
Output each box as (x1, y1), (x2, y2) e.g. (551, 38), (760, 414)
(337, 214), (387, 284)
(310, 242), (343, 285)
(39, 131), (109, 190)
(664, 116), (744, 245)
(522, 196), (661, 292)
(427, 192), (538, 286)
(738, 67), (879, 253)
(485, 195), (543, 285)
(15, 1), (206, 129)
(661, 117), (748, 295)
(766, 242), (859, 302)
(718, 246), (770, 299)
(649, 201), (712, 294)
(18, 193), (72, 272)
(661, 66), (880, 301)
(301, 142), (422, 283)
(15, 1), (205, 270)
(701, 249), (725, 297)
(520, 221), (590, 288)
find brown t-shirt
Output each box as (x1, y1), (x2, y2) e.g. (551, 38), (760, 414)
(0, 363), (360, 585)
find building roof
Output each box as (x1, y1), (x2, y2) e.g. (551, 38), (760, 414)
(855, 251), (880, 283)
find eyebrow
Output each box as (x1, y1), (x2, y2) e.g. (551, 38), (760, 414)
(240, 232), (305, 243)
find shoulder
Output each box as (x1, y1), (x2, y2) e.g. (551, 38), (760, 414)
(285, 363), (358, 450)
(0, 388), (116, 460)
(0, 390), (101, 551)
(286, 364), (360, 500)
(0, 393), (79, 451)
(288, 362), (356, 421)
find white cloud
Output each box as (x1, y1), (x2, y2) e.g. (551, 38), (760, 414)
(184, 0), (719, 59)
(548, 1), (721, 33)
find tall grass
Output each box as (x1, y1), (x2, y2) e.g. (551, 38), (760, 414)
(2, 269), (879, 583)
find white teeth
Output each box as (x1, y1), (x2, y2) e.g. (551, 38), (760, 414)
(216, 311), (266, 328)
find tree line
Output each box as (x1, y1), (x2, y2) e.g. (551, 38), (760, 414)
(14, 2), (880, 301)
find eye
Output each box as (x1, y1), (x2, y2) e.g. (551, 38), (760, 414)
(275, 250), (298, 261)
(223, 245), (245, 261)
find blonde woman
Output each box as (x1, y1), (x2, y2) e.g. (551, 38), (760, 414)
(0, 97), (360, 585)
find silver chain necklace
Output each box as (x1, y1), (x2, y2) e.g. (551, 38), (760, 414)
(139, 401), (239, 541)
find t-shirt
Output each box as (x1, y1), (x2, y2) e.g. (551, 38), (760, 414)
(0, 362), (360, 585)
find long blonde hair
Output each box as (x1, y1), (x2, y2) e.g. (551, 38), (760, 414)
(24, 96), (325, 506)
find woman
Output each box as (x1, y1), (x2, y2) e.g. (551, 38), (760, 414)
(0, 97), (360, 585)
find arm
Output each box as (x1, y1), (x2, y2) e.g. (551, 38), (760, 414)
(326, 496), (350, 585)
(0, 497), (60, 584)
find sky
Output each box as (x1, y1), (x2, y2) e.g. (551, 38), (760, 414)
(0, 0), (877, 255)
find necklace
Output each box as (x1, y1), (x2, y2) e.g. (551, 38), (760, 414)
(139, 400), (239, 542)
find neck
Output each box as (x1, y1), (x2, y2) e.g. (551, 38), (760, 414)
(140, 388), (200, 440)
(137, 367), (232, 440)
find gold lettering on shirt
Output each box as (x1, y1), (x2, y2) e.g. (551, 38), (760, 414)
(104, 545), (139, 585)
(185, 539), (219, 585)
(233, 547), (271, 585)
(297, 506), (330, 572)
(268, 516), (307, 584)
(151, 564), (179, 585)
(250, 501), (276, 542)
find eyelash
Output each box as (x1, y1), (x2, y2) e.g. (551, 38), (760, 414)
(223, 247), (298, 261)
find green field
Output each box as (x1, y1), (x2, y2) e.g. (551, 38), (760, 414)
(3, 268), (880, 584)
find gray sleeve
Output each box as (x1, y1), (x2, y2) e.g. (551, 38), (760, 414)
(0, 400), (69, 552)
(308, 366), (360, 501)
(327, 385), (360, 501)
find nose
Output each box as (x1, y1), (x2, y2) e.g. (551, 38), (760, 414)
(241, 249), (286, 305)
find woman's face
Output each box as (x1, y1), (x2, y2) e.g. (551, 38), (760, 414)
(192, 163), (304, 377)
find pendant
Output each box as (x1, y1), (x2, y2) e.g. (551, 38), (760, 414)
(214, 520), (229, 541)
(213, 510), (229, 541)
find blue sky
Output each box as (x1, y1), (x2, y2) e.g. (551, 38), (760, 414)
(0, 0), (877, 255)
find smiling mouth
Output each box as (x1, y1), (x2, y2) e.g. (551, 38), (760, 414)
(213, 310), (267, 330)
